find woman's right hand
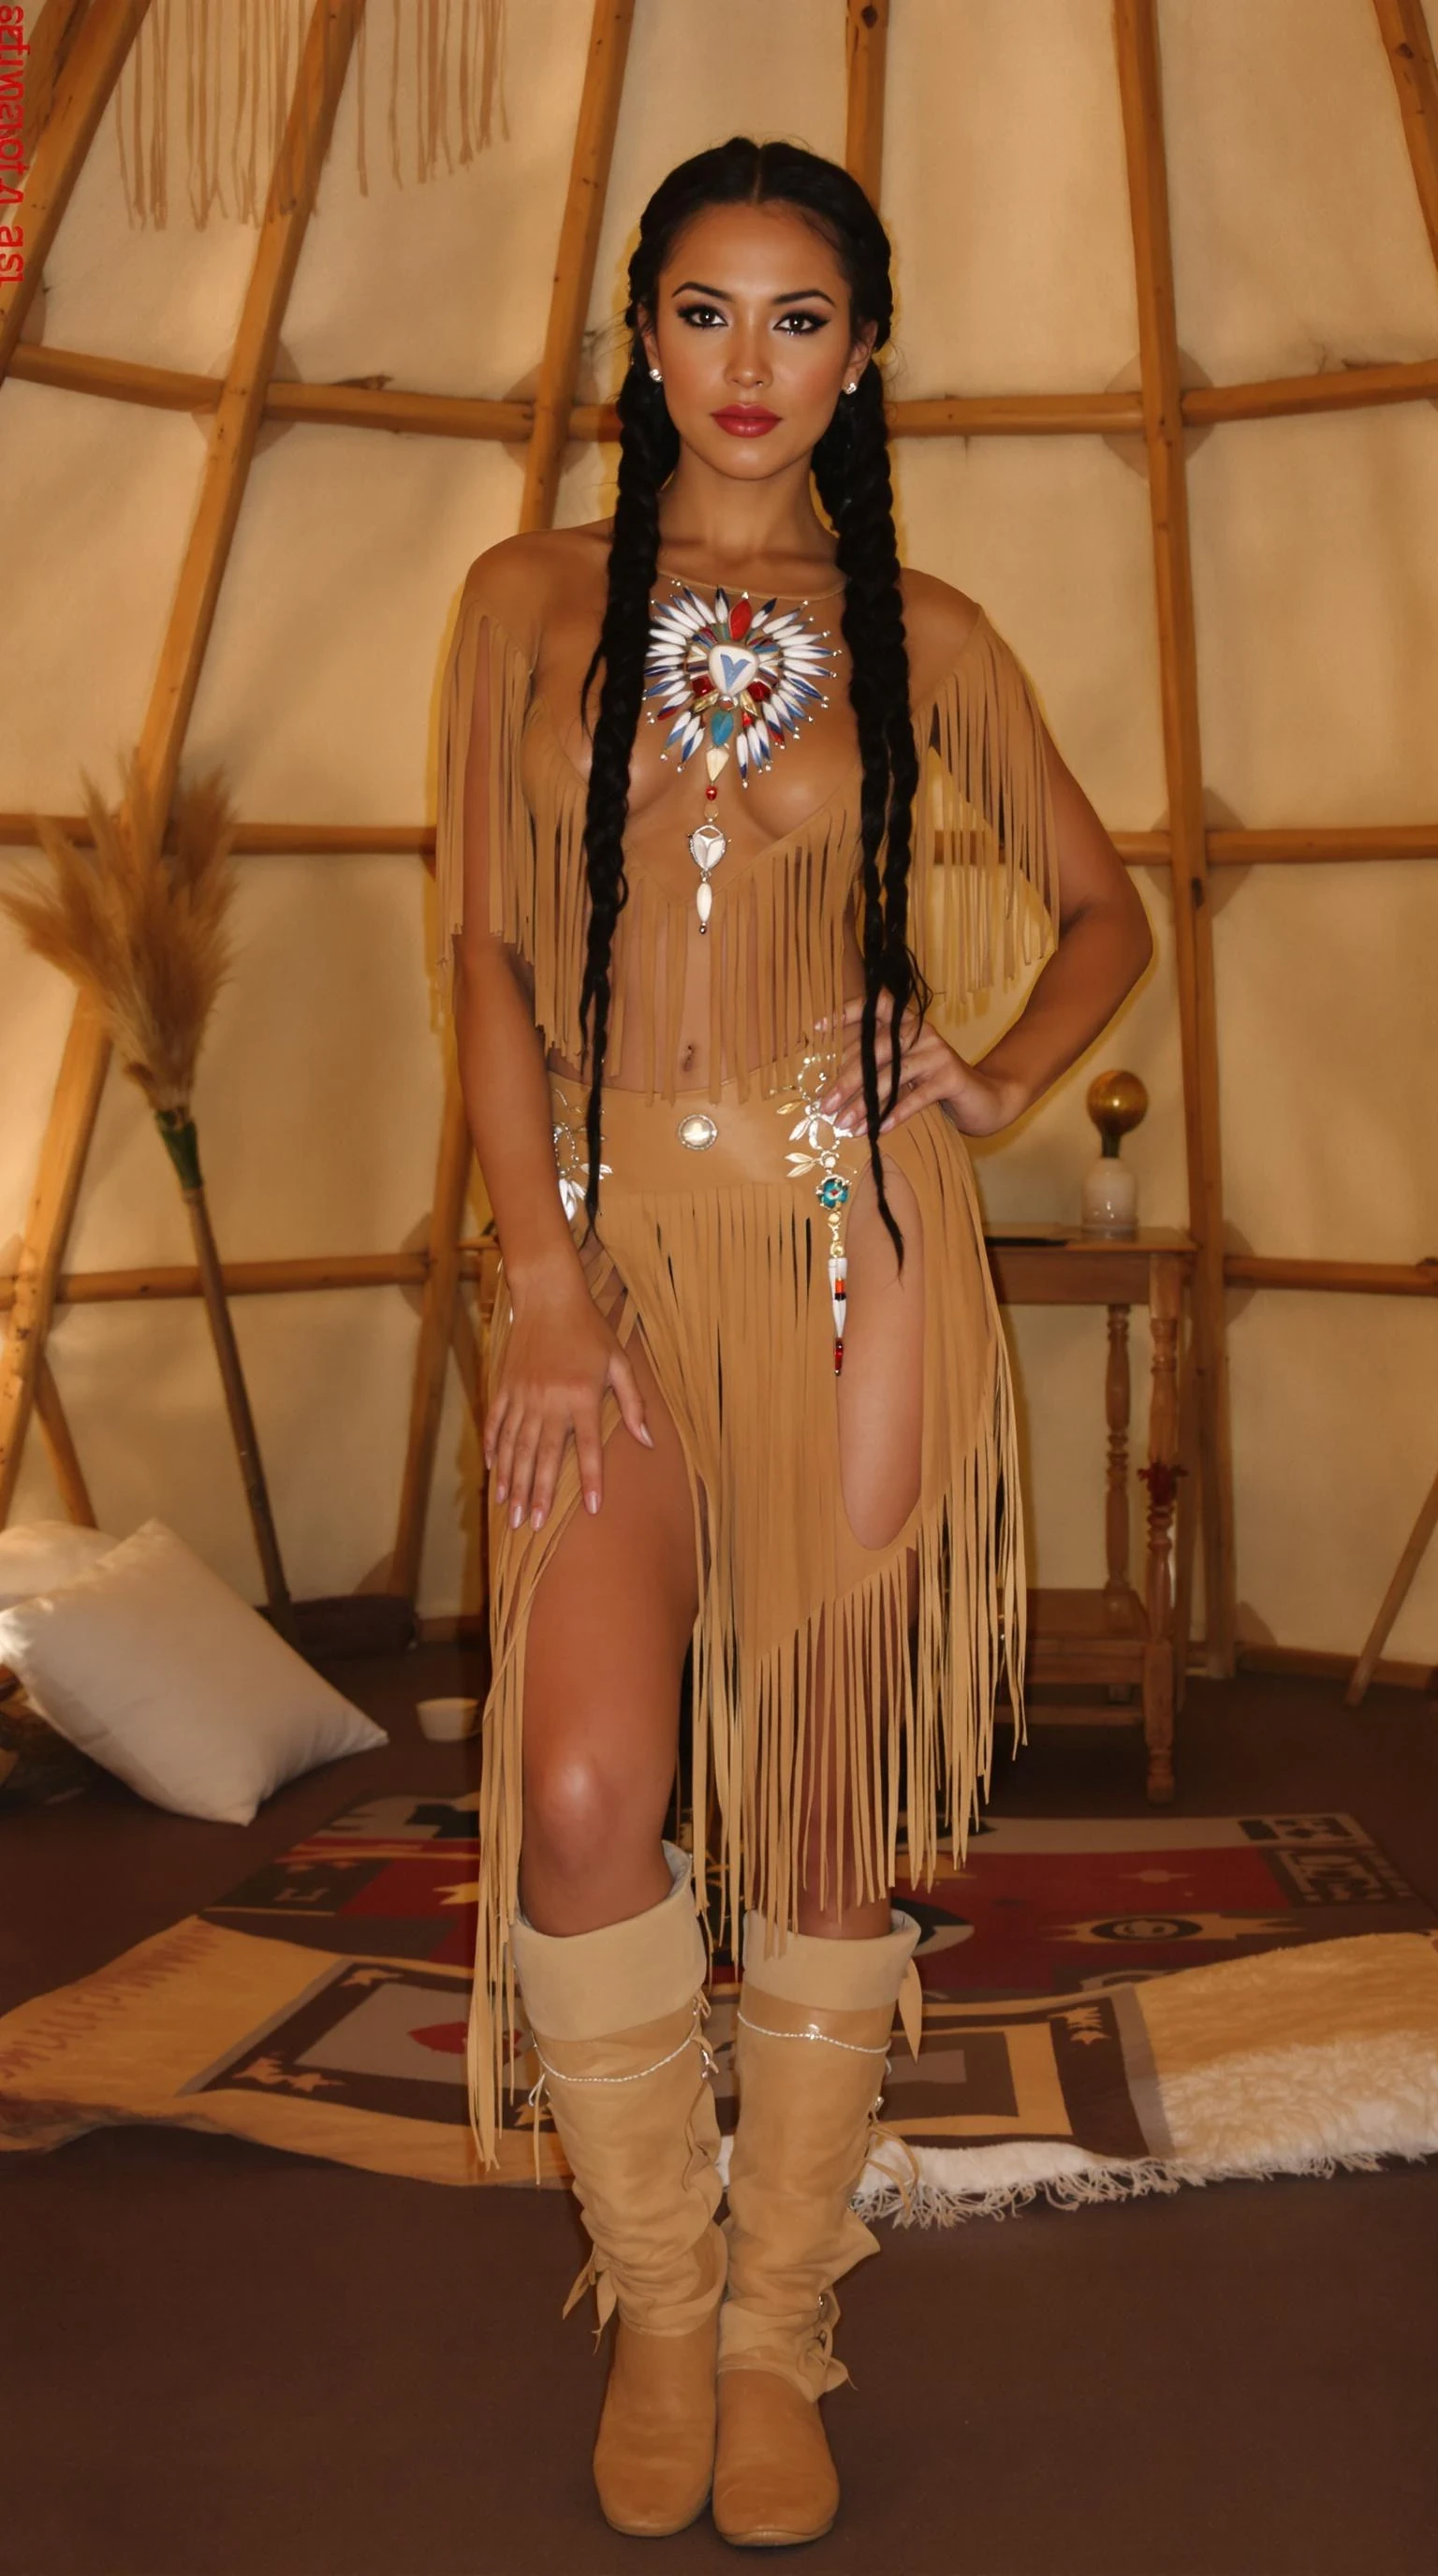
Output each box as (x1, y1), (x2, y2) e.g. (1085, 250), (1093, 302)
(484, 1264), (653, 1531)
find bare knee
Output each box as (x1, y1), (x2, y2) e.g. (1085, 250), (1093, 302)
(521, 1738), (672, 1932)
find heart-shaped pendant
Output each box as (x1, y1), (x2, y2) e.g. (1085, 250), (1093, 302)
(709, 643), (761, 700)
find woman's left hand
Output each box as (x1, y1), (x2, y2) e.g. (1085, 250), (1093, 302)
(815, 997), (1027, 1141)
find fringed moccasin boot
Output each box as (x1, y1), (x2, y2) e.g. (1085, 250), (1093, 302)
(511, 1843), (726, 2539)
(712, 1909), (922, 2549)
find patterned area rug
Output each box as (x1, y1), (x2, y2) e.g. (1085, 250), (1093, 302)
(3, 1800), (1437, 2219)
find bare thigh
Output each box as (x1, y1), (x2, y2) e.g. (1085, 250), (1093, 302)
(518, 1268), (701, 1936)
(800, 1150), (926, 1934)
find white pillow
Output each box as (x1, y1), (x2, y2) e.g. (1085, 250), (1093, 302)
(0, 1518), (387, 1823)
(0, 1518), (121, 1610)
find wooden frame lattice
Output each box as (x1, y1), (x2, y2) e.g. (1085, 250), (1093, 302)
(3, 0), (1436, 1676)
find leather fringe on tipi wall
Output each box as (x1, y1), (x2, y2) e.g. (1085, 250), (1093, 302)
(111, 0), (507, 227)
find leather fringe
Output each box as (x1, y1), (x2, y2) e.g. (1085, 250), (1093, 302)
(464, 1106), (1031, 2170)
(112, 0), (508, 228)
(433, 591), (1061, 1100)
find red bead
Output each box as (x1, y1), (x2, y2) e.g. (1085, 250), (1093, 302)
(729, 598), (753, 640)
(748, 678), (770, 702)
(706, 783), (718, 800)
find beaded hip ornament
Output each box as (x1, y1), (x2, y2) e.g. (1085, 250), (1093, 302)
(778, 1054), (868, 1377)
(643, 581), (835, 931)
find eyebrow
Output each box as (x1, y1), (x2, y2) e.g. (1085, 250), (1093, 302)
(670, 280), (836, 308)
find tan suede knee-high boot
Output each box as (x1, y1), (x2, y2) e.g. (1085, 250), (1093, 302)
(511, 1845), (726, 2539)
(712, 1910), (921, 2549)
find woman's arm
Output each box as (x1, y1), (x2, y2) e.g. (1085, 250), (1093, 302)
(451, 600), (651, 1532)
(820, 724), (1152, 1139)
(958, 728), (1153, 1130)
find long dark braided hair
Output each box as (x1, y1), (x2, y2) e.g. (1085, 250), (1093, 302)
(578, 137), (929, 1267)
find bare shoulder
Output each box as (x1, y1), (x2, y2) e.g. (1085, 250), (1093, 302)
(899, 566), (986, 700)
(457, 522), (611, 645)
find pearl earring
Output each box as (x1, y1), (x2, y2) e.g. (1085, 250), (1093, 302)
(649, 366), (663, 383)
(844, 379), (858, 395)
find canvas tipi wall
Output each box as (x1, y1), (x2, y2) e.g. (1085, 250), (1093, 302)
(2, 0), (1436, 1686)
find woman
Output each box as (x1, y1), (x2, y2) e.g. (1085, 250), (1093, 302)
(436, 138), (1151, 2549)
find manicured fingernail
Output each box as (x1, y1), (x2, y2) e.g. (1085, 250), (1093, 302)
(585, 1491), (599, 1514)
(639, 1426), (654, 1447)
(531, 1506), (544, 1530)
(509, 1500), (522, 1529)
(495, 1480), (506, 1502)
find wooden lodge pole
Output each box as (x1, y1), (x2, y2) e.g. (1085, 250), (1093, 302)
(387, 0), (636, 1604)
(1372, 0), (1438, 268)
(0, 1), (365, 1547)
(0, 0), (148, 379)
(844, 0), (889, 202)
(1113, 0), (1236, 1675)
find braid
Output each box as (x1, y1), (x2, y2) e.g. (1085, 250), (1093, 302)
(575, 359), (675, 1235)
(578, 138), (924, 1266)
(813, 364), (930, 1271)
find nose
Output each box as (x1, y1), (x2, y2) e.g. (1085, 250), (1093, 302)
(726, 319), (771, 391)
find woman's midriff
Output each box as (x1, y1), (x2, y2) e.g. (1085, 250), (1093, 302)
(547, 1058), (874, 1199)
(541, 892), (869, 1095)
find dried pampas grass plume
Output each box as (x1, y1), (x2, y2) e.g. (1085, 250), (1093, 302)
(2, 754), (236, 1122)
(3, 755), (294, 1636)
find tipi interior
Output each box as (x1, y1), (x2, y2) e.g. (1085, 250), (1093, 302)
(2, 5), (1436, 2571)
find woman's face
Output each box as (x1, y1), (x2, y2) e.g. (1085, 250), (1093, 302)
(639, 199), (877, 484)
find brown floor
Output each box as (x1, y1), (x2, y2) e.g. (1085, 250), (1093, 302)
(3, 1653), (1436, 2576)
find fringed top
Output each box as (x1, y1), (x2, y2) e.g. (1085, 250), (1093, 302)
(433, 576), (1061, 1104)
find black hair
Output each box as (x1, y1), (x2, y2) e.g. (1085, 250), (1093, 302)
(577, 135), (928, 1266)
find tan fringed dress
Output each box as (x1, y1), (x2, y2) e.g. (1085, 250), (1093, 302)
(434, 560), (1061, 2170)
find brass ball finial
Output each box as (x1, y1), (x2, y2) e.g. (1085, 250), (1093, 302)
(1086, 1069), (1149, 1154)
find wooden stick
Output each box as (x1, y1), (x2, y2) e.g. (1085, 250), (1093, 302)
(1104, 1305), (1132, 1597)
(1344, 1461), (1438, 1705)
(521, 0), (635, 533)
(5, 1243), (1427, 1316)
(0, 1245), (502, 1311)
(0, 0), (148, 379)
(8, 344), (231, 412)
(1372, 0), (1438, 269)
(1114, 0), (1236, 1676)
(19, 0), (93, 167)
(0, 3), (363, 1544)
(33, 1352), (96, 1527)
(1183, 353), (1438, 425)
(1208, 825), (1438, 864)
(137, 1), (364, 828)
(389, 0), (636, 1603)
(1225, 1255), (1438, 1297)
(181, 1181), (294, 1632)
(14, 339), (1438, 439)
(0, 995), (110, 1519)
(1140, 1251), (1181, 1800)
(844, 0), (889, 202)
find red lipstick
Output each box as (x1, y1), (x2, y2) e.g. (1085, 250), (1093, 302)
(712, 405), (780, 436)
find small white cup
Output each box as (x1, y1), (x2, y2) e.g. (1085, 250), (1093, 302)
(417, 1694), (478, 1742)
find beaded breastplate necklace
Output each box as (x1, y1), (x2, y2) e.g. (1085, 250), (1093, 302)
(643, 578), (837, 930)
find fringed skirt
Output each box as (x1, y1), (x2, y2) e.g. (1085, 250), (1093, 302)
(465, 1059), (1029, 2167)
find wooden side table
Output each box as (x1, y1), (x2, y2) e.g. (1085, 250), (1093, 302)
(983, 1225), (1197, 1804)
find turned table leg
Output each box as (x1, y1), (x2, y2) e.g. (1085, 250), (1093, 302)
(1105, 1303), (1132, 1602)
(1140, 1255), (1181, 1803)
